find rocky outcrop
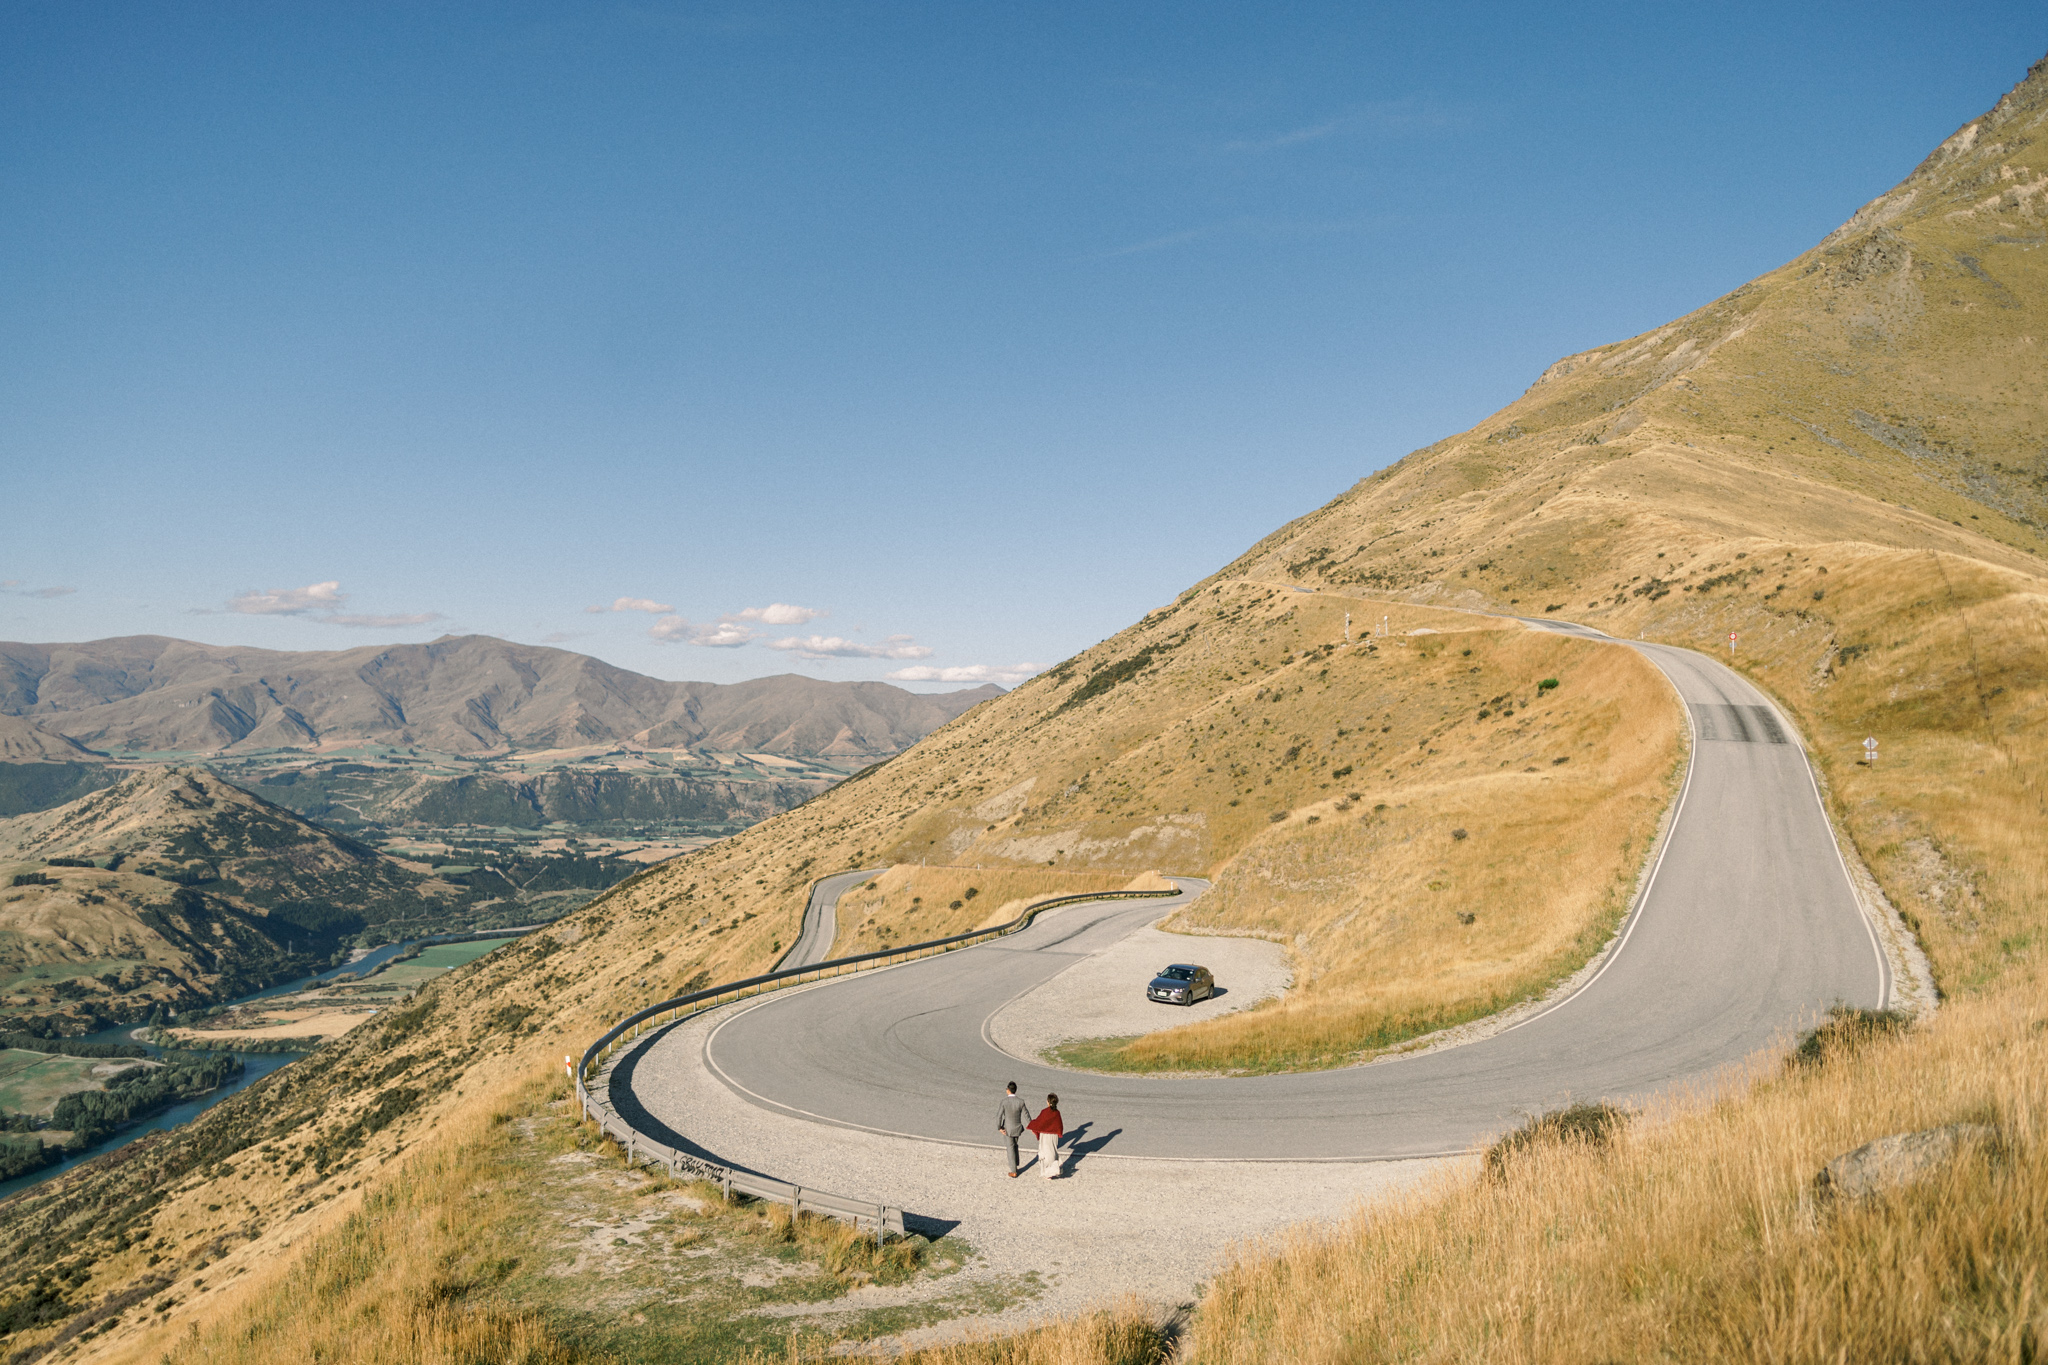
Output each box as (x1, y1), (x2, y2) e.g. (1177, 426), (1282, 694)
(1810, 1122), (2001, 1210)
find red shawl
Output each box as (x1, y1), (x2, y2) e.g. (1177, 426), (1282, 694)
(1027, 1107), (1063, 1138)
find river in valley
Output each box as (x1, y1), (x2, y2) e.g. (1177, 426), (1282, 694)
(0, 928), (531, 1204)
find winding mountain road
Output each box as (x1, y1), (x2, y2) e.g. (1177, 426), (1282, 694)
(621, 629), (1887, 1163)
(775, 867), (885, 971)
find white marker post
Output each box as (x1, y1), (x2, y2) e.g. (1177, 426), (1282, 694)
(1344, 612), (1351, 642)
(1729, 630), (1738, 656)
(1863, 736), (1878, 766)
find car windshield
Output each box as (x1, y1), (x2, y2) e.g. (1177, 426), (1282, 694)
(1160, 967), (1195, 981)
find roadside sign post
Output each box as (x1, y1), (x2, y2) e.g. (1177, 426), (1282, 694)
(1729, 631), (1738, 655)
(1863, 737), (1878, 766)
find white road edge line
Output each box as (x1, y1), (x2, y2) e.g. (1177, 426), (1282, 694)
(692, 895), (1468, 1165)
(1798, 752), (1892, 1009)
(1480, 643), (1700, 1040)
(666, 617), (1887, 1167)
(976, 882), (1203, 1060)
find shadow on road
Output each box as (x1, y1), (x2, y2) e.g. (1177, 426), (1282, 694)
(608, 1028), (958, 1235)
(606, 1029), (751, 1172)
(1060, 1122), (1123, 1173)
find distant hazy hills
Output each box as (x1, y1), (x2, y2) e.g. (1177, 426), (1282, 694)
(0, 635), (1000, 758)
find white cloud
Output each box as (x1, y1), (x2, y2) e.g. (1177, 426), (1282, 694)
(887, 663), (1040, 687)
(648, 616), (756, 647)
(764, 633), (933, 661)
(686, 621), (756, 648)
(726, 603), (826, 626)
(219, 580), (438, 628)
(0, 582), (75, 599)
(588, 595), (675, 614)
(226, 581), (347, 615)
(326, 612), (444, 629)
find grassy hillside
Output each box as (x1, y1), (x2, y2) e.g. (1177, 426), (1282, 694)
(0, 46), (2043, 1365)
(0, 768), (634, 1034)
(0, 549), (1684, 1358)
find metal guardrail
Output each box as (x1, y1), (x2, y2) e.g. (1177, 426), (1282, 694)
(574, 881), (1181, 1237)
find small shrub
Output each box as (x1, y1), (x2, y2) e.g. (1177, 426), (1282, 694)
(1451, 828), (1468, 840)
(1484, 1101), (1630, 1181)
(1789, 1006), (1912, 1069)
(1538, 677), (1560, 692)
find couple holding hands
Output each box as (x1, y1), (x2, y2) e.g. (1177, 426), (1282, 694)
(996, 1081), (1064, 1180)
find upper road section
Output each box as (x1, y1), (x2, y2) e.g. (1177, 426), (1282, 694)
(776, 867), (885, 971)
(649, 632), (1886, 1161)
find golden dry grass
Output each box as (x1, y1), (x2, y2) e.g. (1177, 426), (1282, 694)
(110, 1067), (595, 1365)
(1181, 982), (2046, 1364)
(1124, 624), (1680, 1069)
(14, 51), (2047, 1365)
(736, 1298), (1168, 1365)
(830, 866), (1153, 956)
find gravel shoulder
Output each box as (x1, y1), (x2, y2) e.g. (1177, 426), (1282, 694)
(986, 917), (1293, 1064)
(623, 988), (1449, 1350)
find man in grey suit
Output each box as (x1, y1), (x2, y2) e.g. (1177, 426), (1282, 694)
(997, 1081), (1032, 1178)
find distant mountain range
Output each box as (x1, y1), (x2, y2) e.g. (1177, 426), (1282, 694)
(0, 635), (1000, 758)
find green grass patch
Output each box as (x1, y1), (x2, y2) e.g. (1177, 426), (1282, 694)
(0, 1048), (136, 1116)
(356, 939), (506, 990)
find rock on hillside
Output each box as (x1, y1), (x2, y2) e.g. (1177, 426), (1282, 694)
(0, 634), (1001, 757)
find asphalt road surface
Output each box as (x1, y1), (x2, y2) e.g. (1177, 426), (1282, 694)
(632, 632), (1886, 1161)
(774, 867), (885, 971)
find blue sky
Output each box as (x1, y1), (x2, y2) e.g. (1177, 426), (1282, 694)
(3, 3), (2040, 689)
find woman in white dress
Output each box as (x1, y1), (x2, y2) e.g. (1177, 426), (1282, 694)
(1026, 1092), (1064, 1179)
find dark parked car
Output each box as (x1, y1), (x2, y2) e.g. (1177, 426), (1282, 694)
(1146, 963), (1214, 1005)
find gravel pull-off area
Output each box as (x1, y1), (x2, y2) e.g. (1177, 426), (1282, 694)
(986, 918), (1293, 1064)
(626, 988), (1450, 1350)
